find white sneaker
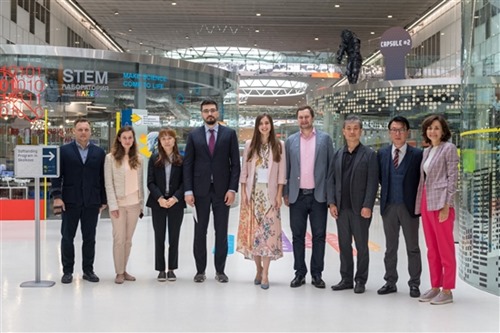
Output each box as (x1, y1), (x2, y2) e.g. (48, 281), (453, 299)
(418, 288), (440, 302)
(430, 291), (453, 305)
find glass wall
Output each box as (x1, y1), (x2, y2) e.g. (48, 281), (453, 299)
(459, 0), (500, 296)
(313, 78), (462, 151)
(0, 45), (237, 216)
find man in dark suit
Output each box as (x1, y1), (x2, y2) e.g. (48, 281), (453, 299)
(183, 99), (240, 283)
(51, 118), (106, 284)
(377, 116), (422, 298)
(284, 105), (335, 289)
(330, 115), (378, 294)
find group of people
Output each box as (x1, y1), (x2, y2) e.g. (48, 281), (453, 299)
(51, 100), (458, 305)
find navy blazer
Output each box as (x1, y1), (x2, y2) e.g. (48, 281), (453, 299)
(51, 141), (106, 207)
(183, 125), (240, 197)
(146, 153), (186, 209)
(377, 144), (422, 218)
(332, 143), (378, 213)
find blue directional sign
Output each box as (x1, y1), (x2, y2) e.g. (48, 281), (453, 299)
(42, 147), (58, 177)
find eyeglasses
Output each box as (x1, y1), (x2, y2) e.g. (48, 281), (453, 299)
(202, 108), (218, 114)
(389, 128), (407, 134)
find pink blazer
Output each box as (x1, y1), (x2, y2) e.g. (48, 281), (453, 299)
(415, 141), (459, 214)
(240, 140), (286, 202)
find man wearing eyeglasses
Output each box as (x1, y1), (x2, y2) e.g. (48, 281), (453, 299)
(184, 99), (241, 283)
(376, 116), (423, 298)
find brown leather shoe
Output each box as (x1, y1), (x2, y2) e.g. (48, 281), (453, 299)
(115, 274), (125, 284)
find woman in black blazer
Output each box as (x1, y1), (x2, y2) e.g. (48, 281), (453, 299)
(146, 128), (185, 282)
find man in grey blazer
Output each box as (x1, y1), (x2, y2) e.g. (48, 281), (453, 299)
(330, 115), (378, 294)
(284, 105), (335, 289)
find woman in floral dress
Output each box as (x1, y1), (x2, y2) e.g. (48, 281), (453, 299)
(237, 113), (286, 289)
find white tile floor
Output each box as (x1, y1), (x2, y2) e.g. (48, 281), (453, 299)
(1, 205), (499, 332)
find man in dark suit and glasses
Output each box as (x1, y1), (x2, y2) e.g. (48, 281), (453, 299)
(51, 118), (106, 284)
(183, 99), (241, 283)
(330, 115), (378, 294)
(377, 116), (422, 298)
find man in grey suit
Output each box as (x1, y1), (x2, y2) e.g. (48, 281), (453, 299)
(330, 115), (378, 294)
(284, 105), (335, 289)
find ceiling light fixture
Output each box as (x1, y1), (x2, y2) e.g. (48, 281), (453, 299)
(128, 28), (133, 32)
(387, 15), (393, 18)
(334, 4), (340, 8)
(370, 31), (375, 35)
(172, 2), (177, 5)
(60, 0), (124, 52)
(114, 11), (119, 15)
(314, 37), (319, 41)
(255, 29), (260, 33)
(256, 13), (261, 16)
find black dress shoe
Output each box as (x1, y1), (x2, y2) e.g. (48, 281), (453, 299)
(377, 283), (397, 295)
(311, 276), (326, 289)
(354, 282), (366, 294)
(331, 280), (353, 291)
(215, 272), (229, 283)
(61, 273), (73, 284)
(410, 286), (421, 298)
(83, 271), (100, 283)
(290, 275), (306, 288)
(193, 272), (206, 283)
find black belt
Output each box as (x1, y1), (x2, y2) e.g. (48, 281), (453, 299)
(299, 188), (314, 195)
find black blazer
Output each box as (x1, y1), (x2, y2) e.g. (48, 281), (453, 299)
(332, 143), (379, 214)
(51, 141), (106, 207)
(183, 125), (240, 197)
(377, 144), (422, 217)
(146, 153), (186, 209)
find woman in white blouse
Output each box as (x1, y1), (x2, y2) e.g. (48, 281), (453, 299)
(415, 115), (459, 305)
(104, 126), (144, 284)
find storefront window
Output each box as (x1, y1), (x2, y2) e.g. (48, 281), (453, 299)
(0, 46), (237, 217)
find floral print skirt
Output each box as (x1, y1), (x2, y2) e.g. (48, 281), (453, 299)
(237, 182), (283, 260)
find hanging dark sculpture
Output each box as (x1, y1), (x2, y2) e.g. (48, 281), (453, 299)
(336, 29), (362, 84)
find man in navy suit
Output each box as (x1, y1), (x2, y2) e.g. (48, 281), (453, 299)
(51, 118), (106, 284)
(183, 99), (240, 283)
(376, 116), (422, 298)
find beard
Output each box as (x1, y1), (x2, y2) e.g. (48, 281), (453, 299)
(204, 117), (217, 125)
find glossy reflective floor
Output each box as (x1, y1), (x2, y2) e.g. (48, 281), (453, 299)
(1, 206), (499, 332)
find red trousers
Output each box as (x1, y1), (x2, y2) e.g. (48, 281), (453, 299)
(421, 187), (456, 289)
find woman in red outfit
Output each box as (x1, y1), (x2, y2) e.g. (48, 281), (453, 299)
(415, 115), (459, 305)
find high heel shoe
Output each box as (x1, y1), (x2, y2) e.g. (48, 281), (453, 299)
(254, 278), (261, 285)
(261, 281), (269, 290)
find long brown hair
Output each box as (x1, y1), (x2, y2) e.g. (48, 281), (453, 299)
(155, 128), (183, 167)
(247, 113), (281, 163)
(111, 126), (140, 169)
